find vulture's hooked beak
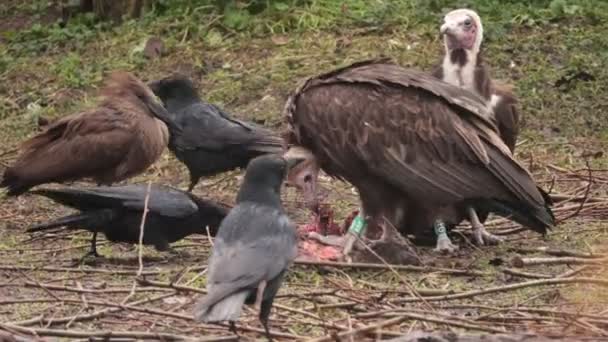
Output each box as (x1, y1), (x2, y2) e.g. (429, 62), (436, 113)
(285, 157), (306, 171)
(283, 147), (321, 214)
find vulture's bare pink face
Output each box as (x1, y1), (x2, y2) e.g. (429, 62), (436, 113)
(440, 10), (480, 51)
(284, 148), (320, 213)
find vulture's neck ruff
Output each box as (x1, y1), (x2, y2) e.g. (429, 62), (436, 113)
(440, 9), (483, 95)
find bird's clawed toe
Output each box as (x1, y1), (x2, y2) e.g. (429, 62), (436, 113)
(473, 224), (503, 246)
(434, 236), (459, 254)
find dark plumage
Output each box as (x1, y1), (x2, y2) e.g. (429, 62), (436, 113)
(28, 184), (228, 257)
(148, 75), (284, 191)
(193, 154), (298, 340)
(1, 72), (170, 196)
(284, 59), (554, 261)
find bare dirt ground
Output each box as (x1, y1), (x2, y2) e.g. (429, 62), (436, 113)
(1, 1), (608, 341)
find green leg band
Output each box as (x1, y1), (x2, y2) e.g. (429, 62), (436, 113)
(434, 220), (448, 240)
(348, 211), (367, 236)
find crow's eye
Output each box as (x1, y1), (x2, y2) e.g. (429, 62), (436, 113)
(464, 18), (472, 26)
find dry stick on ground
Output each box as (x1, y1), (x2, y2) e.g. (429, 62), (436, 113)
(0, 265), (160, 276)
(122, 180), (152, 305)
(308, 315), (410, 342)
(557, 265), (594, 278)
(558, 160), (593, 224)
(293, 260), (487, 276)
(9, 292), (175, 326)
(511, 256), (607, 268)
(502, 268), (553, 279)
(0, 322), (235, 341)
(395, 277), (608, 303)
(23, 281), (172, 294)
(137, 278), (206, 294)
(510, 247), (606, 259)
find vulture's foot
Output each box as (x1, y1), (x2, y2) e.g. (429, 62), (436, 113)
(307, 232), (347, 247)
(433, 220), (458, 254)
(472, 223), (503, 246)
(434, 236), (459, 254)
(356, 236), (420, 265)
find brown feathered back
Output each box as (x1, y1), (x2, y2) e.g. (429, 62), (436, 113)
(2, 71), (169, 196)
(285, 59), (553, 236)
(432, 52), (520, 153)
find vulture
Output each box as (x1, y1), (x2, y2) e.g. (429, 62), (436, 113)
(147, 75), (284, 191)
(284, 59), (554, 260)
(1, 71), (173, 196)
(28, 184), (228, 257)
(430, 8), (522, 248)
(193, 154), (299, 339)
(434, 9), (519, 152)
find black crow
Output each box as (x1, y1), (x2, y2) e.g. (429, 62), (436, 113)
(148, 75), (284, 192)
(28, 184), (228, 257)
(193, 154), (300, 340)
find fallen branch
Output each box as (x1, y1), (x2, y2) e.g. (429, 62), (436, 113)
(23, 281), (172, 294)
(9, 293), (174, 326)
(502, 268), (553, 279)
(308, 315), (409, 342)
(394, 277), (608, 303)
(0, 265), (160, 276)
(511, 256), (607, 268)
(0, 322), (232, 341)
(510, 247), (606, 259)
(383, 330), (581, 342)
(137, 278), (205, 294)
(294, 259), (487, 276)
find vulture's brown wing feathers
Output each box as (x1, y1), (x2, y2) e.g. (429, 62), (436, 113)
(3, 108), (136, 193)
(492, 84), (520, 152)
(287, 59), (552, 232)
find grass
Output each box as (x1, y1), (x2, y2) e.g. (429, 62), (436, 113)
(0, 0), (607, 340)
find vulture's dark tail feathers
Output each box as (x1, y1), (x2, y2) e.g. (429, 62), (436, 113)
(27, 209), (116, 233)
(470, 198), (555, 235)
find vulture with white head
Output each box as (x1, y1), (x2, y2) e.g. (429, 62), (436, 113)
(430, 8), (522, 248)
(284, 59), (553, 262)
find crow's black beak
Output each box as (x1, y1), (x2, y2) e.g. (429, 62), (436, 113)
(146, 98), (182, 134)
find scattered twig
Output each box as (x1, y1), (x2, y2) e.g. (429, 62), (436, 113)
(294, 259), (487, 276)
(0, 322), (230, 341)
(511, 256), (607, 268)
(0, 265), (160, 276)
(502, 268), (553, 279)
(394, 277), (608, 303)
(510, 247), (606, 259)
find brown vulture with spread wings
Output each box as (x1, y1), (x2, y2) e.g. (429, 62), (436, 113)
(284, 59), (553, 261)
(429, 8), (522, 248)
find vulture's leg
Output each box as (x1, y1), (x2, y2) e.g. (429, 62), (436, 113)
(468, 207), (503, 246)
(433, 220), (458, 253)
(342, 209), (367, 257)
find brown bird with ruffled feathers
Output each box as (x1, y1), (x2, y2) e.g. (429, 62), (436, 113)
(1, 71), (171, 196)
